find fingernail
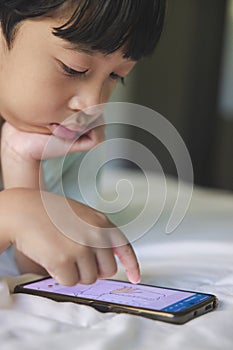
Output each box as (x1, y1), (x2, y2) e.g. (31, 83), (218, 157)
(128, 272), (141, 284)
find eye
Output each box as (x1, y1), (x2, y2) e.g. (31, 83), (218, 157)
(110, 72), (125, 85)
(62, 63), (88, 77)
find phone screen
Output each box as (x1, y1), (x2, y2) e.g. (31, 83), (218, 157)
(21, 277), (212, 312)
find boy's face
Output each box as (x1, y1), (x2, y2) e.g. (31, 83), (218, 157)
(0, 18), (136, 138)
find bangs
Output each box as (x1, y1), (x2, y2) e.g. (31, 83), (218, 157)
(53, 0), (166, 60)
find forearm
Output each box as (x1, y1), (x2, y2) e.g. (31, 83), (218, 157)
(0, 187), (47, 274)
(1, 130), (46, 273)
(1, 150), (46, 272)
(1, 146), (41, 189)
(1, 123), (45, 189)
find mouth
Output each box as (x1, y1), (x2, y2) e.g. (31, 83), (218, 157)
(48, 109), (104, 149)
(49, 123), (89, 140)
(48, 123), (102, 150)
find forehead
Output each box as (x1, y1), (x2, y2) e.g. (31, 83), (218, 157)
(16, 18), (126, 54)
(11, 19), (136, 69)
(60, 42), (135, 63)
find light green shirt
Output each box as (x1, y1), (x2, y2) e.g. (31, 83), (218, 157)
(42, 152), (86, 202)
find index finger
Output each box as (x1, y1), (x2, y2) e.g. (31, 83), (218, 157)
(113, 243), (141, 284)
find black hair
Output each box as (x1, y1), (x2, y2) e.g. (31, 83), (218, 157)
(0, 0), (166, 60)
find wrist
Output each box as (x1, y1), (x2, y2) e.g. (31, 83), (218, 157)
(1, 132), (39, 163)
(1, 143), (41, 189)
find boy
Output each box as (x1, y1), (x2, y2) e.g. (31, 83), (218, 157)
(0, 0), (166, 286)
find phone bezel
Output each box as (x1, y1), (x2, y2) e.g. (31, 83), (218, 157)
(14, 276), (218, 324)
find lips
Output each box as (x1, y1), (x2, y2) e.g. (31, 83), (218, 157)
(49, 123), (90, 140)
(48, 122), (102, 151)
(49, 124), (77, 140)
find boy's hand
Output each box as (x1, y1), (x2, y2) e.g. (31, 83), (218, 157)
(1, 121), (105, 162)
(1, 120), (105, 189)
(0, 188), (140, 286)
(0, 120), (141, 286)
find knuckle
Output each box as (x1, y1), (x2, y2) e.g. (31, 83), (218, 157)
(100, 261), (117, 278)
(124, 243), (133, 254)
(106, 265), (117, 277)
(57, 275), (79, 287)
(45, 254), (72, 272)
(95, 211), (112, 228)
(80, 274), (97, 285)
(56, 254), (73, 266)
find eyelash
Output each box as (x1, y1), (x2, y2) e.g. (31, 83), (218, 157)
(62, 63), (125, 85)
(110, 72), (125, 85)
(62, 64), (87, 77)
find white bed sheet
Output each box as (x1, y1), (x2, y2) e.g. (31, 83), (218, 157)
(1, 170), (233, 350)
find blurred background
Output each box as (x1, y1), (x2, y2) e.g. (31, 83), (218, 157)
(109, 0), (233, 191)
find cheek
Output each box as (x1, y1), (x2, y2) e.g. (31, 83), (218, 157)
(0, 61), (71, 126)
(101, 81), (118, 103)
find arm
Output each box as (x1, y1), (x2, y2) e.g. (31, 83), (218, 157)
(0, 122), (141, 285)
(1, 121), (99, 274)
(1, 123), (45, 274)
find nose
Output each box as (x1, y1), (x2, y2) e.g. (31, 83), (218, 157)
(67, 83), (105, 127)
(68, 81), (103, 113)
(68, 97), (103, 127)
(67, 96), (104, 130)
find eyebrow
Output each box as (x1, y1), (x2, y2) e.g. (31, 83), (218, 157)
(62, 43), (95, 56)
(61, 42), (134, 61)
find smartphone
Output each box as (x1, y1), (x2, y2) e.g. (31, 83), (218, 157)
(14, 277), (218, 324)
